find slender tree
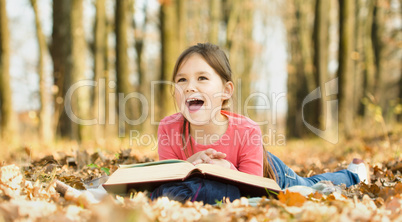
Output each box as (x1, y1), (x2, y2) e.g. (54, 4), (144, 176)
(352, 0), (365, 117)
(30, 0), (53, 143)
(372, 0), (387, 109)
(115, 0), (140, 136)
(313, 0), (329, 130)
(93, 0), (107, 142)
(160, 0), (180, 119)
(178, 0), (187, 50)
(0, 0), (17, 143)
(51, 0), (71, 138)
(70, 0), (90, 140)
(224, 0), (255, 115)
(398, 70), (402, 122)
(285, 0), (315, 138)
(133, 1), (155, 134)
(240, 1), (254, 118)
(52, 0), (89, 140)
(209, 0), (221, 44)
(362, 0), (376, 117)
(338, 0), (356, 138)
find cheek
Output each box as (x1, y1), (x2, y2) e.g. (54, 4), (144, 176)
(174, 90), (184, 105)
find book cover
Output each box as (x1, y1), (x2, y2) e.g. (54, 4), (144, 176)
(102, 160), (280, 197)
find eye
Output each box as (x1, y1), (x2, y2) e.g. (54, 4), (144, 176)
(198, 76), (208, 81)
(176, 78), (186, 83)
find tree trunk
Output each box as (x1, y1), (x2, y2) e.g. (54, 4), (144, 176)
(209, 0), (221, 43)
(398, 68), (402, 122)
(296, 0), (316, 93)
(160, 0), (180, 119)
(178, 0), (187, 50)
(93, 0), (107, 143)
(133, 1), (155, 134)
(240, 1), (254, 118)
(51, 0), (71, 139)
(0, 0), (17, 143)
(30, 0), (53, 143)
(70, 0), (90, 140)
(372, 0), (386, 109)
(224, 0), (242, 114)
(338, 0), (356, 138)
(353, 0), (365, 117)
(285, 0), (315, 138)
(115, 0), (138, 136)
(313, 0), (329, 131)
(295, 0), (319, 131)
(362, 0), (376, 118)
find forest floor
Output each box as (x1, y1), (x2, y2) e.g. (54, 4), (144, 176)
(0, 125), (401, 221)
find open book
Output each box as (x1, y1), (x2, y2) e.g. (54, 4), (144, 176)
(102, 160), (281, 197)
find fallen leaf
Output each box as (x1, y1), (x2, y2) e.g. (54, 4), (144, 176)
(278, 191), (306, 207)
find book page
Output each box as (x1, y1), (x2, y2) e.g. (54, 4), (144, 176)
(104, 162), (196, 185)
(119, 159), (186, 168)
(195, 164), (280, 191)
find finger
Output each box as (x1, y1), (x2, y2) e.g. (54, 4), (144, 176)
(192, 159), (203, 165)
(192, 154), (211, 165)
(204, 148), (217, 156)
(211, 152), (226, 159)
(201, 154), (213, 163)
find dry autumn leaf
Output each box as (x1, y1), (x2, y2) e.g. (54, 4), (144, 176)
(278, 191), (307, 207)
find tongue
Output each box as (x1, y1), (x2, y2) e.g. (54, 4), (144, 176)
(188, 103), (203, 112)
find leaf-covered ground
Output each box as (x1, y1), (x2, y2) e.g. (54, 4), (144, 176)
(0, 133), (401, 221)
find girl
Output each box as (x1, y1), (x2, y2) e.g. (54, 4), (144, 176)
(152, 43), (368, 204)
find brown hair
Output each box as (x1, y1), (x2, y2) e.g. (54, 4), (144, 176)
(173, 43), (276, 181)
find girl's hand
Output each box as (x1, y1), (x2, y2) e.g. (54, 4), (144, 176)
(187, 148), (227, 165)
(210, 158), (231, 169)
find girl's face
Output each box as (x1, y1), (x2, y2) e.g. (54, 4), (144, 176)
(174, 53), (233, 125)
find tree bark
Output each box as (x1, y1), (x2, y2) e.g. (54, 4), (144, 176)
(133, 1), (155, 134)
(313, 0), (329, 130)
(240, 1), (254, 118)
(0, 0), (17, 143)
(353, 0), (365, 117)
(116, 0), (139, 136)
(338, 0), (356, 138)
(178, 0), (187, 50)
(70, 0), (90, 140)
(296, 0), (316, 93)
(372, 0), (387, 108)
(294, 0), (319, 131)
(362, 0), (376, 118)
(93, 0), (107, 143)
(209, 0), (221, 44)
(160, 0), (180, 119)
(30, 0), (53, 143)
(285, 0), (315, 138)
(51, 0), (71, 139)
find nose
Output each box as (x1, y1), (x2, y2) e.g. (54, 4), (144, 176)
(184, 80), (196, 92)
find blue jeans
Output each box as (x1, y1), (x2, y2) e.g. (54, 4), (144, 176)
(268, 152), (360, 189)
(151, 177), (240, 204)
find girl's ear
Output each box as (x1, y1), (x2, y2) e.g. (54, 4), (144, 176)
(222, 81), (234, 100)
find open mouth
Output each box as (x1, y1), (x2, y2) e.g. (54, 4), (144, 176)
(186, 98), (204, 112)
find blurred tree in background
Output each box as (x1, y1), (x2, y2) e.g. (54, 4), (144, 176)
(0, 0), (400, 146)
(0, 0), (17, 144)
(30, 0), (53, 142)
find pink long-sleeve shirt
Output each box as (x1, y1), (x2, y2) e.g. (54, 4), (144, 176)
(157, 110), (264, 176)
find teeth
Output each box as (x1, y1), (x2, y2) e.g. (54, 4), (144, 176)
(186, 98), (202, 103)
